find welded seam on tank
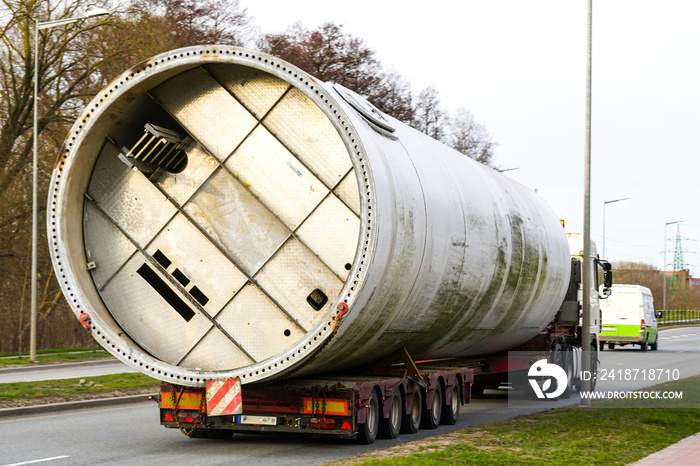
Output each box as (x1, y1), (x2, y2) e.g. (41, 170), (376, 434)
(498, 222), (527, 325)
(509, 241), (545, 331)
(393, 138), (429, 314)
(420, 153), (471, 351)
(332, 134), (431, 363)
(81, 195), (259, 363)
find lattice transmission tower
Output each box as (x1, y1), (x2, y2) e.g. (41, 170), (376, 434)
(670, 224), (689, 291)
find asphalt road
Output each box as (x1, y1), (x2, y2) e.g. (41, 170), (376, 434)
(0, 360), (137, 384)
(1, 326), (698, 466)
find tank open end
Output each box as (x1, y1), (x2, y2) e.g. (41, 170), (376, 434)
(50, 46), (367, 385)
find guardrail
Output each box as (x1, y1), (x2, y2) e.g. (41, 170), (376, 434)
(657, 309), (700, 327)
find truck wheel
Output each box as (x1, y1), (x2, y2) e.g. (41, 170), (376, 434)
(187, 429), (208, 439)
(590, 344), (599, 392)
(608, 343), (615, 350)
(640, 341), (648, 352)
(379, 390), (402, 439)
(599, 341), (605, 351)
(440, 383), (460, 425)
(357, 389), (380, 444)
(651, 340), (658, 351)
(561, 348), (574, 399)
(400, 389), (422, 434)
(205, 429), (233, 439)
(421, 383), (443, 430)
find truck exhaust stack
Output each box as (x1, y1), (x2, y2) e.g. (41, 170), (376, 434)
(50, 46), (571, 387)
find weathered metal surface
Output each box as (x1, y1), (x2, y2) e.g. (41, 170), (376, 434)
(49, 46), (570, 386)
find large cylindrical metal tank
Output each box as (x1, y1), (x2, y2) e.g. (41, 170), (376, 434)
(49, 46), (571, 386)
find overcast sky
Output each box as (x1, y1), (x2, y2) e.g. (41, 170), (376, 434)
(240, 0), (699, 274)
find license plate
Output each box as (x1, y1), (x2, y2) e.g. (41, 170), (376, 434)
(237, 415), (276, 426)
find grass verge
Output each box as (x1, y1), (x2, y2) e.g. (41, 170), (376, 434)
(331, 375), (700, 466)
(0, 347), (113, 366)
(0, 372), (160, 409)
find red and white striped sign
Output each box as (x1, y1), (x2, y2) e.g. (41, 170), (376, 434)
(206, 378), (242, 416)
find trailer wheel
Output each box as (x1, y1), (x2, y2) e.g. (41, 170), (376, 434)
(187, 429), (208, 439)
(561, 348), (574, 399)
(400, 389), (422, 434)
(205, 429), (233, 439)
(357, 389), (380, 444)
(440, 383), (460, 425)
(421, 383), (443, 430)
(378, 390), (402, 439)
(187, 429), (232, 440)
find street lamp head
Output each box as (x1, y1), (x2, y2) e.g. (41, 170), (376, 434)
(83, 8), (110, 19)
(665, 220), (687, 227)
(37, 8), (111, 29)
(604, 197), (631, 205)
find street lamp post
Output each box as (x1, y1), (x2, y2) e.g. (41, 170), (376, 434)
(663, 220), (685, 312)
(581, 0), (593, 406)
(602, 197), (630, 258)
(31, 8), (110, 362)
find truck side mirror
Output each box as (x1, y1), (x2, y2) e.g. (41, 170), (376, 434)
(656, 310), (664, 319)
(596, 259), (612, 298)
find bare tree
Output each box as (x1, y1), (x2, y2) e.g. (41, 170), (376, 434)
(412, 86), (447, 142)
(259, 22), (382, 95)
(612, 261), (700, 310)
(257, 21), (416, 122)
(449, 108), (498, 167)
(0, 0), (252, 353)
(370, 70), (414, 124)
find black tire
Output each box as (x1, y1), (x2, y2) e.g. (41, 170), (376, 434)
(379, 390), (402, 439)
(357, 389), (380, 444)
(608, 343), (615, 350)
(440, 383), (460, 425)
(205, 429), (233, 439)
(651, 339), (658, 351)
(599, 341), (605, 351)
(561, 348), (574, 399)
(641, 341), (648, 352)
(421, 383), (443, 430)
(400, 389), (422, 434)
(187, 429), (208, 439)
(589, 344), (598, 392)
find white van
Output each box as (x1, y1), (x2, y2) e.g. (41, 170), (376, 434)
(599, 284), (659, 351)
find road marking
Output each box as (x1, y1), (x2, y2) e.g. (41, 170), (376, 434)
(3, 456), (69, 466)
(661, 333), (700, 340)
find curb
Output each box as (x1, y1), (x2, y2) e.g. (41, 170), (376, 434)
(0, 394), (157, 419)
